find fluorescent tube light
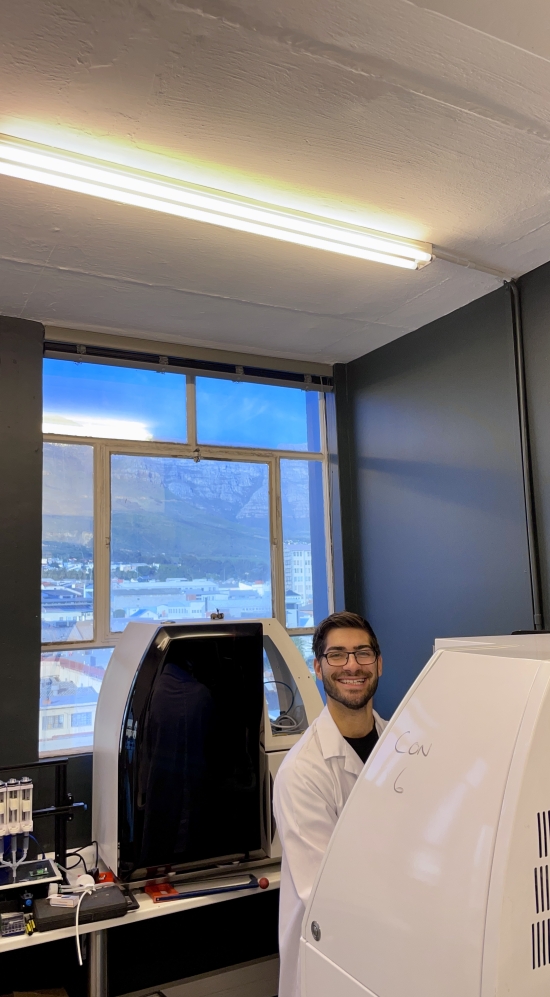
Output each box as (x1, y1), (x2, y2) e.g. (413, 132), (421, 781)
(0, 134), (432, 269)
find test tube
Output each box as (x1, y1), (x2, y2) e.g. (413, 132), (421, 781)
(7, 779), (21, 835)
(20, 777), (33, 833)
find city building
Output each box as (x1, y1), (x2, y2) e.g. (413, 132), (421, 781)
(283, 543), (313, 605)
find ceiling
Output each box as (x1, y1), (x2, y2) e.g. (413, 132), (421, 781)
(1, 0), (550, 364)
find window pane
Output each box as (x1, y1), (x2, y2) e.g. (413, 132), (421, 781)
(39, 647), (113, 755)
(196, 377), (321, 451)
(281, 460), (329, 628)
(263, 637), (307, 735)
(110, 455), (272, 630)
(43, 359), (187, 442)
(42, 443), (94, 643)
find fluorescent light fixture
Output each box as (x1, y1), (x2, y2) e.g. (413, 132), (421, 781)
(0, 133), (432, 269)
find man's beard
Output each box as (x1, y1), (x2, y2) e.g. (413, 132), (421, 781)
(321, 669), (379, 711)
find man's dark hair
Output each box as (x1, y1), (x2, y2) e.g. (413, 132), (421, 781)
(312, 611), (380, 661)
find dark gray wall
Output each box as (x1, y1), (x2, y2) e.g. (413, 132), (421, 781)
(335, 286), (534, 719)
(0, 316), (44, 765)
(520, 261), (550, 629)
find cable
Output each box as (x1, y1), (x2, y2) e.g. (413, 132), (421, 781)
(264, 680), (296, 712)
(75, 887), (94, 966)
(265, 681), (301, 733)
(271, 714), (300, 731)
(56, 862), (86, 883)
(67, 840), (98, 872)
(29, 834), (46, 859)
(65, 853), (88, 874)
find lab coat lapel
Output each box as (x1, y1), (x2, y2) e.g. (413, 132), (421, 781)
(314, 706), (364, 777)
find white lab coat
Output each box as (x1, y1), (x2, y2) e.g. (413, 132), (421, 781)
(273, 705), (387, 997)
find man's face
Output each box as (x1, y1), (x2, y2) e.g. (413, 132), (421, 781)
(314, 627), (382, 711)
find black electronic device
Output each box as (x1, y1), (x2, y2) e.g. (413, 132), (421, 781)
(122, 886), (139, 912)
(93, 619), (322, 883)
(0, 911), (26, 937)
(117, 623), (265, 881)
(33, 884), (128, 932)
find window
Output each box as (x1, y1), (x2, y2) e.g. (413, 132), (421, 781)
(39, 647), (114, 755)
(41, 357), (333, 755)
(110, 456), (271, 629)
(42, 443), (94, 642)
(43, 359), (187, 442)
(71, 712), (93, 728)
(281, 459), (329, 627)
(196, 377), (320, 451)
(42, 715), (64, 731)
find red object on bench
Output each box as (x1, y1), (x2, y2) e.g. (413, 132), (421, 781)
(145, 882), (179, 902)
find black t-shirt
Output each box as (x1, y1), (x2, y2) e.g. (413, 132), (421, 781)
(344, 725), (379, 764)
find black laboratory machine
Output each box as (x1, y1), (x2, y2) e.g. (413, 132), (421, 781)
(92, 618), (323, 882)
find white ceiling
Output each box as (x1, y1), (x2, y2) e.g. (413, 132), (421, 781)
(1, 0), (550, 363)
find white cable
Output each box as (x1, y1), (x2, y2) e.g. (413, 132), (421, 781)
(75, 886), (94, 966)
(271, 713), (300, 731)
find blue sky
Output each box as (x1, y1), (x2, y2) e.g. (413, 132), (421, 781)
(196, 376), (317, 449)
(43, 359), (188, 442)
(43, 359), (320, 450)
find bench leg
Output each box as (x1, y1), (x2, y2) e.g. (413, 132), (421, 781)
(88, 928), (108, 997)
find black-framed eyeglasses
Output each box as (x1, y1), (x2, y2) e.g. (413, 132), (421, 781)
(321, 649), (378, 667)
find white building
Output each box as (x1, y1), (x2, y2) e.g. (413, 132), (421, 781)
(39, 683), (98, 754)
(284, 542), (313, 603)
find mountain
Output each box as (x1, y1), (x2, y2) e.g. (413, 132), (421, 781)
(42, 448), (313, 580)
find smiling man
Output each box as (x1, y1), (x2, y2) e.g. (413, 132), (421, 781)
(273, 611), (387, 997)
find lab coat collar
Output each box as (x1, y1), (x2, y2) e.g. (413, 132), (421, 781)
(315, 705), (384, 775)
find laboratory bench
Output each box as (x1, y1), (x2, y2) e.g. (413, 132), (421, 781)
(0, 861), (280, 997)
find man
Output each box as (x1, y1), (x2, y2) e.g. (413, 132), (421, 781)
(273, 611), (387, 997)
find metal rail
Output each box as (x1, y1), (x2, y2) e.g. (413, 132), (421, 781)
(509, 280), (545, 630)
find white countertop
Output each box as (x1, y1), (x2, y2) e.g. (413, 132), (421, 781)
(0, 862), (281, 955)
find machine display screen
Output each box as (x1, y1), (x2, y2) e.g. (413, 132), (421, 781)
(118, 623), (265, 879)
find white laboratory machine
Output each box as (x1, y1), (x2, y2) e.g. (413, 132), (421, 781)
(93, 618), (322, 881)
(0, 776), (34, 878)
(302, 633), (550, 997)
(0, 774), (65, 893)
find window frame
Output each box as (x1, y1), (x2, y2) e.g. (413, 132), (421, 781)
(41, 371), (334, 749)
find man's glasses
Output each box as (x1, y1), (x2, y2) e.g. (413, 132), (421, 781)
(322, 649), (377, 667)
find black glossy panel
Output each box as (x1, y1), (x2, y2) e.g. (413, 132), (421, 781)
(118, 622), (265, 878)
